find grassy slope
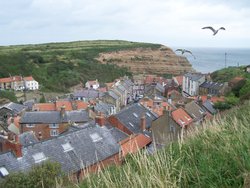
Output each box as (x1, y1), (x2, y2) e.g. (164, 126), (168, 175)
(0, 40), (161, 92)
(79, 101), (250, 188)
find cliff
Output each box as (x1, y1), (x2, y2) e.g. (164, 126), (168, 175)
(96, 45), (194, 75)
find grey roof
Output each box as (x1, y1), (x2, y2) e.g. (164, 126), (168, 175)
(117, 84), (126, 92)
(114, 103), (158, 134)
(106, 90), (120, 100)
(184, 101), (206, 120)
(105, 124), (128, 142)
(23, 100), (35, 111)
(145, 83), (165, 95)
(19, 131), (38, 146)
(202, 100), (217, 115)
(73, 89), (103, 99)
(0, 102), (27, 115)
(94, 102), (114, 116)
(199, 81), (225, 90)
(20, 110), (89, 124)
(0, 125), (120, 176)
(184, 73), (204, 81)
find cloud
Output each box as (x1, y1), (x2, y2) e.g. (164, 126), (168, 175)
(0, 0), (250, 47)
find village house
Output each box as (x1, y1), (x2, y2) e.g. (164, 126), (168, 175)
(199, 81), (228, 96)
(245, 65), (250, 73)
(93, 101), (116, 117)
(72, 88), (104, 102)
(144, 83), (165, 98)
(182, 73), (206, 96)
(107, 103), (158, 136)
(151, 108), (180, 146)
(23, 76), (39, 90)
(171, 108), (193, 128)
(0, 124), (121, 182)
(173, 75), (183, 87)
(102, 90), (121, 111)
(0, 76), (39, 91)
(19, 106), (90, 140)
(85, 79), (100, 89)
(184, 101), (206, 124)
(202, 100), (217, 115)
(132, 74), (145, 97)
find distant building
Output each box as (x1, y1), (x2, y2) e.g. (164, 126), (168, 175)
(199, 81), (228, 96)
(23, 76), (39, 90)
(85, 79), (100, 89)
(0, 76), (39, 91)
(182, 73), (205, 96)
(246, 65), (250, 73)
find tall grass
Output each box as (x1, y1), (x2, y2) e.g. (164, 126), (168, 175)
(79, 101), (250, 188)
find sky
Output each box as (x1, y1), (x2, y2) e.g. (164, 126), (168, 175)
(1, 0), (250, 48)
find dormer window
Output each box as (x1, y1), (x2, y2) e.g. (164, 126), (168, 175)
(0, 167), (9, 177)
(129, 122), (134, 127)
(133, 113), (138, 118)
(49, 123), (59, 128)
(90, 133), (102, 142)
(33, 152), (47, 163)
(62, 143), (73, 152)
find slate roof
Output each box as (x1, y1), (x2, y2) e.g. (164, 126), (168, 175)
(199, 81), (225, 90)
(73, 89), (103, 99)
(23, 100), (35, 111)
(106, 90), (120, 100)
(0, 102), (27, 115)
(184, 101), (206, 121)
(145, 83), (165, 95)
(184, 73), (204, 81)
(113, 103), (158, 134)
(94, 102), (114, 116)
(202, 100), (217, 115)
(19, 131), (39, 146)
(0, 125), (120, 176)
(20, 110), (89, 124)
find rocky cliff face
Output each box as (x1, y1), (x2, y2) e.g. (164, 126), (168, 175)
(96, 45), (194, 75)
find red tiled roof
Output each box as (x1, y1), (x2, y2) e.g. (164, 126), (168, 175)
(87, 80), (99, 86)
(0, 77), (12, 83)
(0, 76), (23, 83)
(76, 101), (88, 110)
(198, 96), (225, 103)
(119, 134), (151, 157)
(23, 76), (34, 81)
(172, 108), (193, 127)
(55, 101), (73, 111)
(33, 103), (56, 111)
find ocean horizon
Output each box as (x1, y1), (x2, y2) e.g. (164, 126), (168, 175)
(176, 47), (250, 73)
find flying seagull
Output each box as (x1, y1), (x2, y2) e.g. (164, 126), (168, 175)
(175, 49), (196, 59)
(202, 26), (225, 35)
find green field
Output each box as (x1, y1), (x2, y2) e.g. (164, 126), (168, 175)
(0, 40), (161, 92)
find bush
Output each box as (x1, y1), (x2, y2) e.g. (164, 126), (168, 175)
(0, 161), (62, 188)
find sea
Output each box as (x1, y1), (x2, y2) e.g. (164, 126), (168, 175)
(182, 48), (250, 73)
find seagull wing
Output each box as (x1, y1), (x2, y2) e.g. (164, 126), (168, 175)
(175, 49), (184, 54)
(202, 26), (216, 33)
(219, 27), (226, 30)
(184, 50), (196, 59)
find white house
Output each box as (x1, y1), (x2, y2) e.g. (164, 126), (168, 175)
(182, 73), (205, 96)
(24, 76), (39, 90)
(85, 79), (100, 89)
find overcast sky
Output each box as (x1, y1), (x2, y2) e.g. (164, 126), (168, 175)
(1, 0), (250, 48)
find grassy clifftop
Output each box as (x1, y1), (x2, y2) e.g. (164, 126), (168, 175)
(0, 40), (161, 92)
(80, 101), (250, 188)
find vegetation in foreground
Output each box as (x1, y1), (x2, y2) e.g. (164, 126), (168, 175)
(0, 40), (161, 92)
(80, 101), (250, 188)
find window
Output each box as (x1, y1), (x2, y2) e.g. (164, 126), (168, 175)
(62, 143), (73, 152)
(33, 152), (47, 163)
(50, 130), (59, 136)
(26, 124), (35, 128)
(170, 125), (175, 133)
(0, 167), (9, 177)
(90, 133), (102, 142)
(133, 112), (138, 118)
(49, 123), (59, 128)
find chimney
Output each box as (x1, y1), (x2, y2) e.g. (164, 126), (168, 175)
(95, 112), (105, 126)
(4, 134), (22, 158)
(140, 114), (146, 131)
(60, 105), (66, 118)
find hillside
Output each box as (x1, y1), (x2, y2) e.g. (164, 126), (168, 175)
(79, 101), (250, 188)
(0, 40), (192, 92)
